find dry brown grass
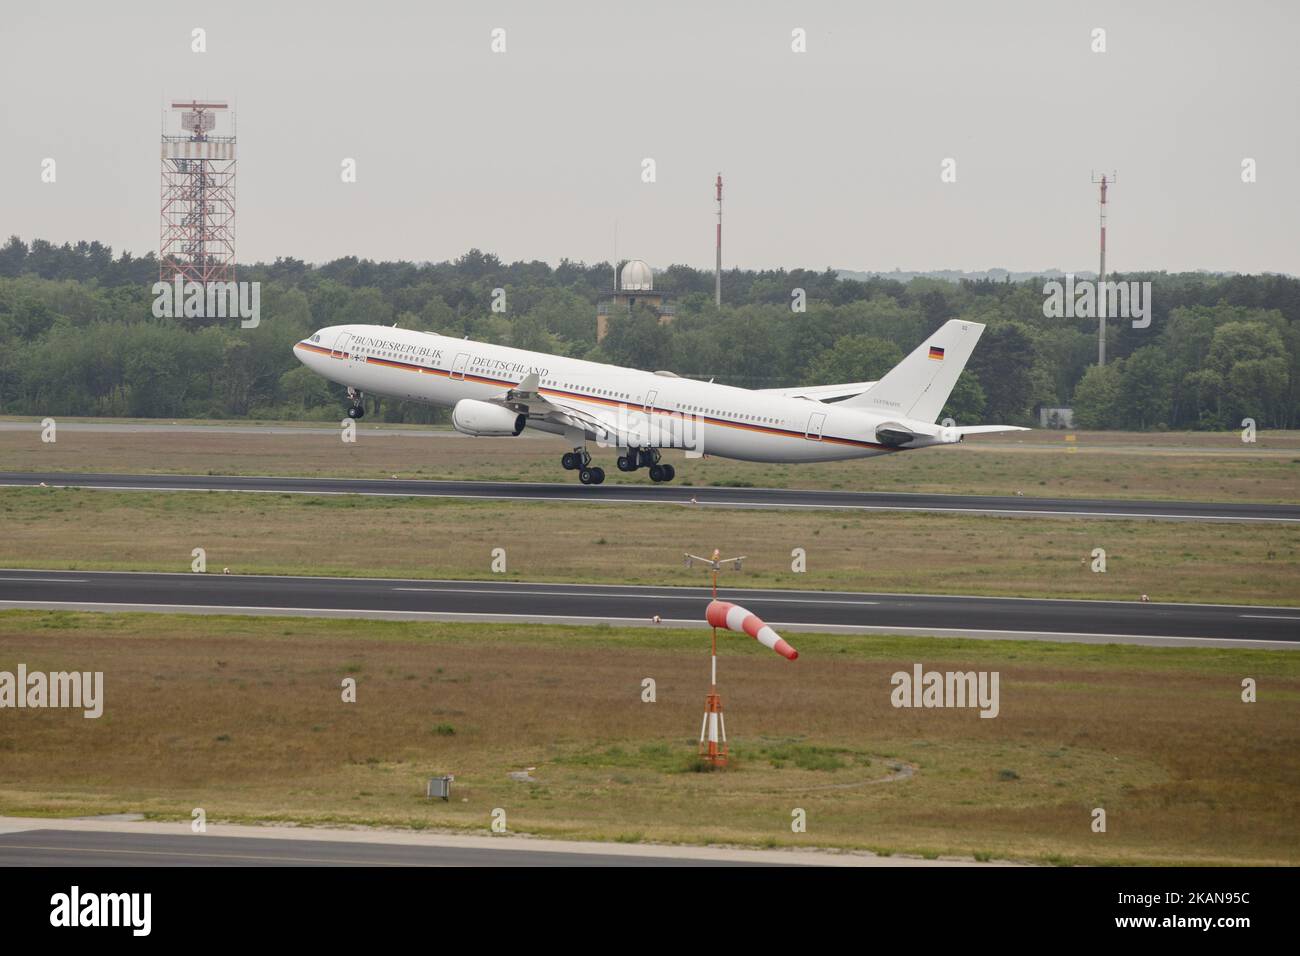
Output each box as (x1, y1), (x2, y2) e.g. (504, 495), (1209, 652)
(0, 611), (1295, 865)
(2, 488), (1296, 605)
(1, 423), (1297, 502)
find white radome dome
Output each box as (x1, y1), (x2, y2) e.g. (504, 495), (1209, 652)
(619, 259), (653, 291)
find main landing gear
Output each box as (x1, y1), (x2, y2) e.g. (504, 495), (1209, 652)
(616, 447), (676, 483)
(562, 446), (675, 485)
(562, 448), (605, 485)
(346, 387), (365, 419)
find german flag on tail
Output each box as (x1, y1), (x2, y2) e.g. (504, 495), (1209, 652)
(928, 345), (945, 361)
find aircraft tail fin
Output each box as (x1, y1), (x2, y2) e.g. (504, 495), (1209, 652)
(839, 320), (984, 423)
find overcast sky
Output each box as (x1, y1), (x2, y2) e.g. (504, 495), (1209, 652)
(2, 0), (1296, 274)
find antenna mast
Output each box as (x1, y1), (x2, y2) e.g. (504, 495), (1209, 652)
(714, 173), (723, 307)
(1091, 171), (1116, 366)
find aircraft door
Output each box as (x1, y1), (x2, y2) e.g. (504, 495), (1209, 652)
(331, 330), (353, 358)
(450, 352), (470, 381)
(805, 411), (826, 441)
(644, 389), (658, 413)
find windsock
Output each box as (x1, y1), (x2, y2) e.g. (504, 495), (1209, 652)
(705, 600), (798, 660)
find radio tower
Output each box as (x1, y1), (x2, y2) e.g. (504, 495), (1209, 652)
(714, 172), (723, 307)
(161, 101), (236, 284)
(1091, 171), (1115, 366)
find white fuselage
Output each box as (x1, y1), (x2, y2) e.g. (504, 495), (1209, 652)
(295, 324), (943, 463)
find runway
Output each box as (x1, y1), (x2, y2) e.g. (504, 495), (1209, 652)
(0, 569), (1294, 647)
(0, 829), (719, 867)
(1, 471), (1295, 522)
(0, 817), (996, 867)
(0, 827), (752, 867)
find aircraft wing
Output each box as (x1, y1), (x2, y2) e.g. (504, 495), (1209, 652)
(488, 374), (581, 425)
(758, 381), (877, 402)
(490, 376), (665, 447)
(540, 392), (674, 447)
(495, 374), (549, 411)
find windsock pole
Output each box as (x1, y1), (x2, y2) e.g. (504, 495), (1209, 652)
(699, 560), (728, 766)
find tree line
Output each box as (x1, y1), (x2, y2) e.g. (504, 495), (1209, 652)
(0, 236), (1296, 429)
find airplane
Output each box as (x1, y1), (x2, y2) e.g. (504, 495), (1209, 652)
(293, 318), (1027, 484)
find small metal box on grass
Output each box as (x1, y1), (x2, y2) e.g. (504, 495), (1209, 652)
(426, 775), (454, 801)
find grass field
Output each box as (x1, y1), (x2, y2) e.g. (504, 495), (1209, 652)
(0, 611), (1295, 865)
(2, 420), (1297, 503)
(2, 487), (1297, 605)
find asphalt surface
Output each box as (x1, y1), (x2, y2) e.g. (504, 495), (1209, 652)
(0, 818), (995, 866)
(1, 569), (1295, 646)
(0, 828), (750, 867)
(1, 471), (1295, 522)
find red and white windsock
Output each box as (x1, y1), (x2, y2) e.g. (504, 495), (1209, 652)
(705, 600), (798, 660)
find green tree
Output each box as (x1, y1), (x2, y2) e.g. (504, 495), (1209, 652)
(278, 365), (334, 412)
(1207, 321), (1289, 425)
(939, 370), (987, 424)
(601, 305), (674, 371)
(1072, 363), (1123, 429)
(967, 322), (1037, 424)
(801, 335), (902, 384)
(1117, 346), (1172, 429)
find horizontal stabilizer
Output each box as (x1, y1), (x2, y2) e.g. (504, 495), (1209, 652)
(952, 425), (1030, 436)
(876, 420), (1028, 446)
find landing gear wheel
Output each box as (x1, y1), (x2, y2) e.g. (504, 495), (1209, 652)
(617, 455), (637, 472)
(661, 464), (675, 482)
(347, 404), (365, 419)
(563, 448), (591, 473)
(649, 464), (665, 482)
(579, 466), (606, 485)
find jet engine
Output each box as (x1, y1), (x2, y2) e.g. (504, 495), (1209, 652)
(451, 399), (526, 437)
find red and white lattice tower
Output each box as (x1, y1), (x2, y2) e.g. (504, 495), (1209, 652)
(161, 101), (236, 284)
(714, 173), (723, 307)
(1090, 170), (1115, 366)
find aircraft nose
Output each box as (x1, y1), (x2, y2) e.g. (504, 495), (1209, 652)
(294, 330), (327, 366)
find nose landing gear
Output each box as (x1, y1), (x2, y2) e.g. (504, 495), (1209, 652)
(346, 387), (365, 419)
